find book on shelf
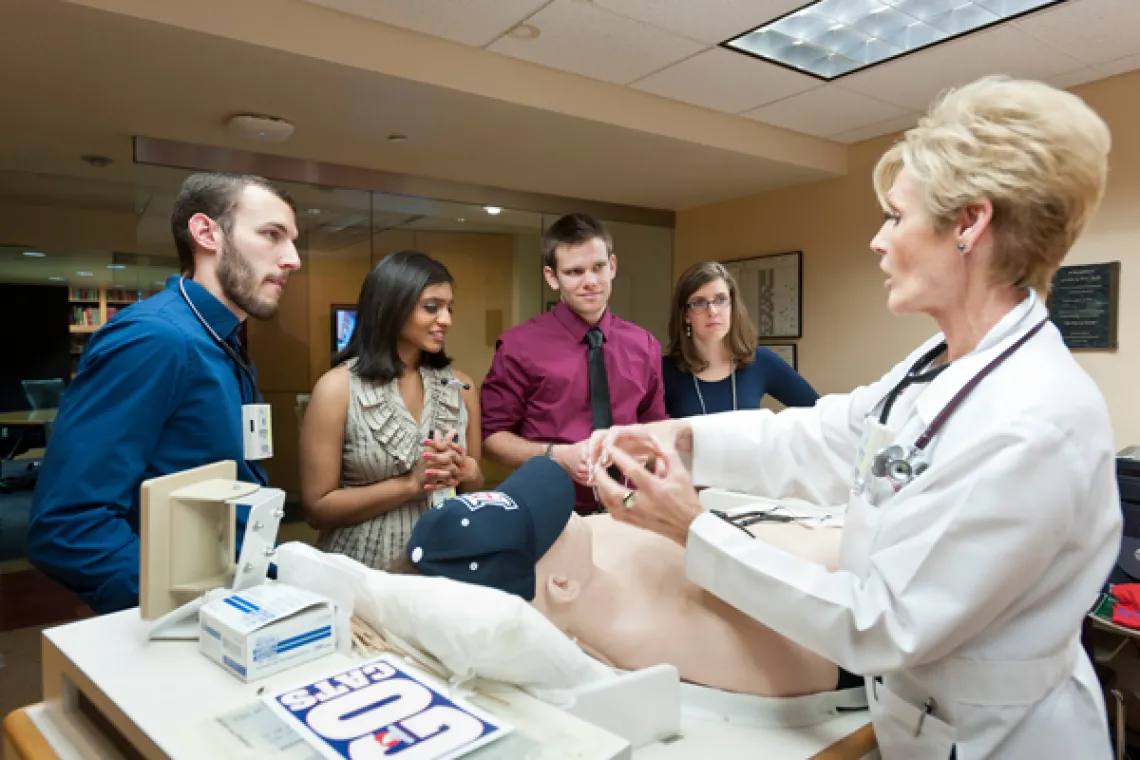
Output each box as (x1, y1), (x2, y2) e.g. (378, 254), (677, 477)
(70, 305), (100, 327)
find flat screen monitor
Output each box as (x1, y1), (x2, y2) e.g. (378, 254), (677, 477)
(331, 304), (357, 357)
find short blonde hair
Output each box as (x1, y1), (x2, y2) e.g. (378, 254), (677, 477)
(873, 76), (1110, 296)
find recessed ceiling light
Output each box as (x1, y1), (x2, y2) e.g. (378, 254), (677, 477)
(48, 276), (65, 282)
(724, 0), (1065, 81)
(305, 208), (322, 215)
(387, 134), (408, 143)
(456, 217), (466, 223)
(484, 206), (502, 215)
(107, 264), (126, 270)
(77, 271), (94, 277)
(508, 23), (541, 41)
(23, 251), (46, 258)
(226, 114), (295, 143)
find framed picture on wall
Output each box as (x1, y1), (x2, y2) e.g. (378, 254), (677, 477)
(760, 343), (798, 371)
(722, 251), (802, 339)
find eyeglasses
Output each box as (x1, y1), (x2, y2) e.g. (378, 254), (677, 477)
(686, 295), (731, 313)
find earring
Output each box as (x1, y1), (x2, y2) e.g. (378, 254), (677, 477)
(685, 322), (691, 338)
(957, 242), (967, 254)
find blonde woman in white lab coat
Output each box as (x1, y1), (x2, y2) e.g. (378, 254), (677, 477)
(587, 76), (1120, 760)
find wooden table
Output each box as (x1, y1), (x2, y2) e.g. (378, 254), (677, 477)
(0, 408), (56, 464)
(2, 706), (56, 760)
(0, 409), (57, 426)
(0, 702), (879, 760)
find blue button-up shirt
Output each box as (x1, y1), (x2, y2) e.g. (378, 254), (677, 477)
(27, 276), (267, 614)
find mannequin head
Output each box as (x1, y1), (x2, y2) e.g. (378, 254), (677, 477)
(531, 513), (595, 624)
(406, 456), (575, 601)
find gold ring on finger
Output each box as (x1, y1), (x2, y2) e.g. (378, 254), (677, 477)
(622, 490), (637, 510)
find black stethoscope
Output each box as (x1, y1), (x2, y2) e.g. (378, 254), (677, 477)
(178, 277), (258, 403)
(870, 316), (1050, 491)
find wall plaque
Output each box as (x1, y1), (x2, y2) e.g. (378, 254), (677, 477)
(1047, 261), (1120, 350)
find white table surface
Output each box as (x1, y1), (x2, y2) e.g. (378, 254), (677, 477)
(35, 609), (872, 759)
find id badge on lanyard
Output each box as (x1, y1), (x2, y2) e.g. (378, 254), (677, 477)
(242, 403), (273, 460)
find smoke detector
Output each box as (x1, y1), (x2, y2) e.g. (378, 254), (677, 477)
(226, 114), (295, 143)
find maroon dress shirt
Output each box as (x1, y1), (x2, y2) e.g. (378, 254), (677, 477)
(481, 302), (668, 513)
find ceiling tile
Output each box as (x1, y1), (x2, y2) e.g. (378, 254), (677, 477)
(302, 0), (549, 48)
(592, 0), (804, 45)
(1093, 52), (1140, 80)
(487, 0), (706, 85)
(1014, 0), (1140, 67)
(1051, 52), (1140, 90)
(1047, 63), (1110, 90)
(830, 113), (920, 145)
(630, 48), (819, 114)
(742, 86), (908, 139)
(838, 25), (1086, 110)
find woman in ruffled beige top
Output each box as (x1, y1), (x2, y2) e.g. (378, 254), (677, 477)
(299, 251), (484, 570)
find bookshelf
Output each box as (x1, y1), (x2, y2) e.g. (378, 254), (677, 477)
(69, 286), (159, 376)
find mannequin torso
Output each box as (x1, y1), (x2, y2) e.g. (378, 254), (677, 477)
(533, 514), (842, 697)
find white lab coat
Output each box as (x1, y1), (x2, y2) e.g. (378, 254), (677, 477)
(685, 295), (1120, 759)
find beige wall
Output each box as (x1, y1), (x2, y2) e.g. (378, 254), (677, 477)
(609, 221), (674, 346)
(675, 69), (1140, 447)
(513, 232), (543, 327)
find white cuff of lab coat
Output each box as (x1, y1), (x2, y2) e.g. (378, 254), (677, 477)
(688, 412), (739, 488)
(686, 511), (762, 588)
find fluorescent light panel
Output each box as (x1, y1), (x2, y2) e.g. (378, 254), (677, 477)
(724, 0), (1064, 80)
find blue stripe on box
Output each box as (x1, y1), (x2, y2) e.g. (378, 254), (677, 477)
(231, 595), (260, 611)
(223, 596), (256, 614)
(276, 626), (332, 653)
(223, 656), (247, 677)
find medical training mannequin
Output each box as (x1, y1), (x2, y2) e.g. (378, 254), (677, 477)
(536, 511), (842, 696)
(406, 456), (853, 698)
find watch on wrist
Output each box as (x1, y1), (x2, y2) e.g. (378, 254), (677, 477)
(545, 442), (556, 459)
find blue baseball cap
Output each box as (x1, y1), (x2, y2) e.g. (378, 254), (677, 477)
(406, 456), (575, 601)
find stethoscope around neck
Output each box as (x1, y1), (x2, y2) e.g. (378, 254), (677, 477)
(178, 276), (256, 391)
(870, 315), (1050, 491)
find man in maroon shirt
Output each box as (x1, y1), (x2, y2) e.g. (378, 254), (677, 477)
(481, 213), (668, 514)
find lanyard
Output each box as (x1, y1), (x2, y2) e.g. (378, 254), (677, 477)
(178, 277), (258, 401)
(693, 365), (737, 414)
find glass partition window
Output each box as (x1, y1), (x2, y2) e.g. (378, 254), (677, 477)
(0, 165), (672, 500)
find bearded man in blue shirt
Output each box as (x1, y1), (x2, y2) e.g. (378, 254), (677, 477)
(27, 172), (302, 614)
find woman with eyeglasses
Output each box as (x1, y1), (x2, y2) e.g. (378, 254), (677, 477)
(662, 262), (818, 418)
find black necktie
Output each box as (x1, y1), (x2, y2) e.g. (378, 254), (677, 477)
(585, 327), (622, 489)
(585, 327), (613, 430)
